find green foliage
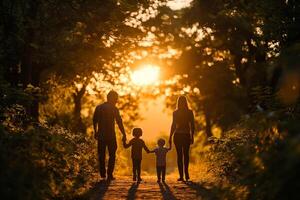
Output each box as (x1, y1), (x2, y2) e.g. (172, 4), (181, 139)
(1, 0), (300, 199)
(0, 110), (98, 199)
(0, 83), (32, 109)
(195, 112), (300, 199)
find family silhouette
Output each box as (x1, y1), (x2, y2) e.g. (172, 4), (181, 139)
(93, 90), (195, 182)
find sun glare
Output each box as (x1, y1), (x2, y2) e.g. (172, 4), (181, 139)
(131, 65), (160, 86)
(167, 0), (194, 10)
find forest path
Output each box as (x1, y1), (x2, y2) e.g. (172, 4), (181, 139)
(81, 176), (218, 200)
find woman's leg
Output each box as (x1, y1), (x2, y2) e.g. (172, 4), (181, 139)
(174, 134), (184, 179)
(183, 135), (191, 180)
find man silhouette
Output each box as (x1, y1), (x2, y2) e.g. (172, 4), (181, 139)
(93, 90), (126, 180)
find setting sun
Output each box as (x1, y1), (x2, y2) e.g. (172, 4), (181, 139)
(131, 65), (160, 85)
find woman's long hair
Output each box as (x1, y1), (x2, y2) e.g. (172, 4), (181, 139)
(176, 96), (189, 110)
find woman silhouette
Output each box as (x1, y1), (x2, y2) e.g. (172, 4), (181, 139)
(169, 96), (195, 181)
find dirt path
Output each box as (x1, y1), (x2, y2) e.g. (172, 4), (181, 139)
(81, 176), (218, 200)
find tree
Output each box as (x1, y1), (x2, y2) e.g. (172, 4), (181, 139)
(134, 0), (300, 136)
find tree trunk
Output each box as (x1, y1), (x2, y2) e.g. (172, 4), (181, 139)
(203, 101), (212, 137)
(72, 85), (87, 133)
(20, 0), (40, 120)
(1, 1), (21, 87)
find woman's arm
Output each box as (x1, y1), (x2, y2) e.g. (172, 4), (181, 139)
(169, 112), (176, 145)
(190, 110), (195, 144)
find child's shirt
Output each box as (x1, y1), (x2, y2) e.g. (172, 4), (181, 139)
(124, 138), (149, 160)
(154, 147), (169, 167)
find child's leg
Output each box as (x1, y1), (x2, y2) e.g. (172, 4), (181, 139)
(137, 159), (141, 180)
(156, 166), (162, 181)
(132, 159), (137, 180)
(162, 166), (166, 181)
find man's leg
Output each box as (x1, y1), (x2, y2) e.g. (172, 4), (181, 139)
(98, 139), (106, 178)
(107, 139), (117, 179)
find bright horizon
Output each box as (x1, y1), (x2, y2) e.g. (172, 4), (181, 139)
(136, 96), (172, 142)
(129, 65), (171, 141)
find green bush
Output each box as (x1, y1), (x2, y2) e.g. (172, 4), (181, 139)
(0, 113), (98, 199)
(197, 112), (300, 199)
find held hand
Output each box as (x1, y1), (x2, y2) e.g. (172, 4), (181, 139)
(190, 135), (194, 145)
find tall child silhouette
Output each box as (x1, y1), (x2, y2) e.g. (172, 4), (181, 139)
(123, 128), (150, 182)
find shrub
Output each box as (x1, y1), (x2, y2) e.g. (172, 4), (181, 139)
(194, 112), (300, 199)
(0, 107), (98, 199)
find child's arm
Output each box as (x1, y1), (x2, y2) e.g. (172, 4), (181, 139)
(148, 149), (155, 153)
(142, 142), (151, 153)
(123, 139), (132, 149)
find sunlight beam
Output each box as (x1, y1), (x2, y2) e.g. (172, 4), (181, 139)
(131, 65), (160, 86)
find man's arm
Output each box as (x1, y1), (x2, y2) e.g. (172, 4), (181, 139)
(115, 109), (126, 141)
(93, 107), (99, 139)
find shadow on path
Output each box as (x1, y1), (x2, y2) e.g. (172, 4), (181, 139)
(77, 180), (110, 200)
(158, 182), (177, 200)
(127, 182), (139, 200)
(184, 181), (222, 200)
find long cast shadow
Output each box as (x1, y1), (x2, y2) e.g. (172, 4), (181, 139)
(77, 180), (110, 200)
(127, 182), (139, 200)
(158, 182), (177, 200)
(184, 181), (225, 200)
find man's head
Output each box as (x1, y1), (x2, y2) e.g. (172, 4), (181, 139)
(107, 90), (118, 105)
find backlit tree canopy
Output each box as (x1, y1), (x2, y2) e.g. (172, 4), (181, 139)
(1, 0), (300, 199)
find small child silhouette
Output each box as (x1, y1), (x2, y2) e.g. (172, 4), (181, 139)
(123, 128), (150, 182)
(149, 138), (171, 182)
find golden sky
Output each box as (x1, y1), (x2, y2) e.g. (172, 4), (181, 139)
(136, 96), (172, 141)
